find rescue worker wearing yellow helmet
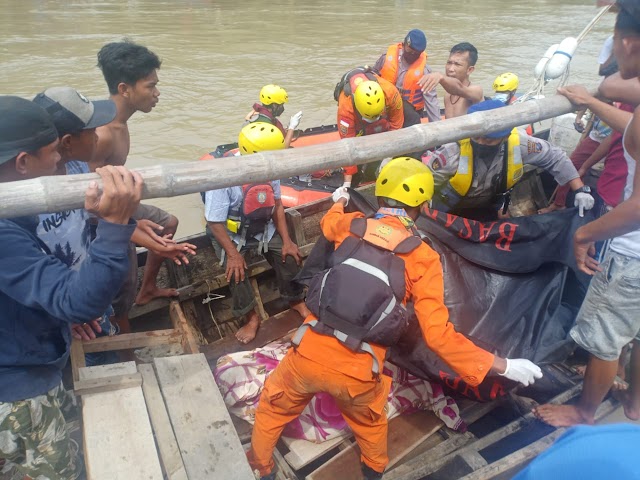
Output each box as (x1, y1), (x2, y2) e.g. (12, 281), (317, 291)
(203, 122), (310, 345)
(245, 84), (303, 148)
(492, 72), (520, 105)
(336, 68), (404, 187)
(421, 99), (595, 220)
(247, 157), (542, 480)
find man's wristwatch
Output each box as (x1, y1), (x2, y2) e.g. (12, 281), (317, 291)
(575, 185), (591, 194)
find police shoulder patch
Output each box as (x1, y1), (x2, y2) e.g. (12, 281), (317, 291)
(527, 140), (543, 154)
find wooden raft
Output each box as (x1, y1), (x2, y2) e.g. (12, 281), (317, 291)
(76, 354), (253, 480)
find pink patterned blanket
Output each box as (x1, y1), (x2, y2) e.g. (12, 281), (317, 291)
(214, 341), (466, 443)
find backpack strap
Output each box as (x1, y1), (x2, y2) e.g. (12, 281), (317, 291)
(291, 320), (381, 377)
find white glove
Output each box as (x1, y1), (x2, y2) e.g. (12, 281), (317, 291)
(499, 358), (543, 386)
(332, 186), (350, 205)
(288, 111), (303, 130)
(574, 192), (595, 217)
(342, 181), (351, 188)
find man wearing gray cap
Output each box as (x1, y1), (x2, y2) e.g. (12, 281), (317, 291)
(0, 95), (143, 479)
(374, 29), (442, 125)
(32, 87), (194, 348)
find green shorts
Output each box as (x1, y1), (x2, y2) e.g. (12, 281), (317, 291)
(0, 382), (82, 480)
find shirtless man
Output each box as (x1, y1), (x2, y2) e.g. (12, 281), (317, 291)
(94, 40), (191, 331)
(417, 42), (484, 118)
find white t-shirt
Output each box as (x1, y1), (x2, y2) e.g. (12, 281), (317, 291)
(598, 35), (614, 65)
(610, 121), (640, 258)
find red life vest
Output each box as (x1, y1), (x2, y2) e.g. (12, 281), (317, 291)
(379, 43), (427, 111)
(249, 103), (286, 136)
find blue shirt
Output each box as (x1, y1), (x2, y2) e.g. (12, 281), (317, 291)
(0, 216), (135, 402)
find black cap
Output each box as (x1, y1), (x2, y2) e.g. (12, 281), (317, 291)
(0, 96), (58, 165)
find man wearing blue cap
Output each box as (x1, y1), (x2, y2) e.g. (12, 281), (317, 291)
(374, 29), (441, 126)
(421, 99), (594, 220)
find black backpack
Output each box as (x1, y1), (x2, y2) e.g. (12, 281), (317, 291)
(293, 218), (421, 374)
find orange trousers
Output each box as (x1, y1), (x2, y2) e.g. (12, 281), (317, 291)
(246, 349), (392, 476)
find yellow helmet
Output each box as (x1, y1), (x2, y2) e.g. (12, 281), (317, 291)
(375, 157), (434, 207)
(259, 84), (289, 105)
(238, 122), (285, 155)
(353, 80), (385, 121)
(493, 73), (519, 92)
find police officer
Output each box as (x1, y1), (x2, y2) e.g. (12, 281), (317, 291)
(422, 99), (595, 220)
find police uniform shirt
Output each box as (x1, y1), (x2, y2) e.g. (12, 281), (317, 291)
(423, 130), (580, 209)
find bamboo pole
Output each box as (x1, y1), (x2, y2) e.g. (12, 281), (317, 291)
(0, 94), (578, 219)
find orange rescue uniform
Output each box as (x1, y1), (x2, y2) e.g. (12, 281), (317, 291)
(337, 75), (404, 176)
(248, 204), (494, 476)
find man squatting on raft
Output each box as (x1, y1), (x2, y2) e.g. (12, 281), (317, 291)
(247, 158), (542, 480)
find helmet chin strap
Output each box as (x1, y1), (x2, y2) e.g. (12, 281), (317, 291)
(361, 115), (381, 124)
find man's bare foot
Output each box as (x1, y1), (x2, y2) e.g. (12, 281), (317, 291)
(236, 315), (260, 344)
(572, 364), (628, 391)
(135, 287), (179, 306)
(538, 203), (565, 215)
(612, 389), (640, 421)
(290, 301), (311, 319)
(533, 404), (594, 427)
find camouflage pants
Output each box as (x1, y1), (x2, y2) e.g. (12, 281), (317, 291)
(0, 382), (82, 480)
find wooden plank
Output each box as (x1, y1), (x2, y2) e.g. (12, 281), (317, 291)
(306, 410), (443, 480)
(390, 384), (584, 480)
(282, 434), (351, 471)
(70, 338), (85, 383)
(129, 243), (314, 320)
(74, 373), (142, 396)
(169, 301), (200, 354)
(82, 329), (181, 353)
(250, 277), (269, 322)
(383, 432), (477, 480)
(458, 398), (620, 480)
(138, 364), (189, 480)
(286, 208), (307, 246)
(154, 354), (254, 479)
(200, 309), (304, 367)
(80, 362), (163, 480)
(273, 447), (300, 480)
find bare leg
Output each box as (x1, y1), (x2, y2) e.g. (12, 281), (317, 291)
(535, 354), (618, 427)
(613, 340), (640, 421)
(135, 215), (180, 305)
(236, 309), (260, 344)
(289, 300), (310, 319)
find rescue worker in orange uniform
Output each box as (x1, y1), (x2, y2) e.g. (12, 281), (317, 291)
(247, 157), (543, 480)
(336, 70), (404, 188)
(245, 84), (303, 148)
(374, 28), (441, 125)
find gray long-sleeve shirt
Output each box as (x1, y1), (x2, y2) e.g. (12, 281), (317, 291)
(423, 130), (580, 209)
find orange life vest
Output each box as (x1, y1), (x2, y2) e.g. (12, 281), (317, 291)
(379, 43), (427, 111)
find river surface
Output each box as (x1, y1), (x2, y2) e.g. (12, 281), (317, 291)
(0, 0), (616, 237)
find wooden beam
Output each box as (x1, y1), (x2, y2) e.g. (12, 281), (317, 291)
(70, 338), (86, 383)
(0, 95), (578, 218)
(82, 329), (181, 353)
(153, 354), (254, 479)
(169, 301), (200, 354)
(138, 364), (189, 480)
(130, 243), (314, 320)
(74, 373), (142, 396)
(80, 362), (163, 480)
(200, 309), (304, 367)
